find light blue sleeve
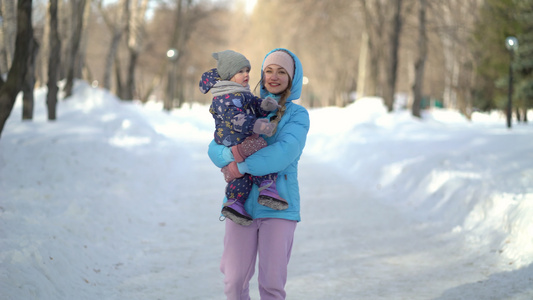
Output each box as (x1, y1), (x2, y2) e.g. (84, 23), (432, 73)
(207, 139), (234, 168)
(237, 162), (250, 174)
(246, 106), (310, 176)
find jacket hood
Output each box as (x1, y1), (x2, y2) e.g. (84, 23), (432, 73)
(198, 68), (220, 94)
(260, 48), (303, 102)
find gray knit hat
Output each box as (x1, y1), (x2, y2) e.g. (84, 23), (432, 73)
(212, 50), (251, 81)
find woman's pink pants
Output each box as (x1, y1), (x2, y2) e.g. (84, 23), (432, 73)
(220, 218), (297, 300)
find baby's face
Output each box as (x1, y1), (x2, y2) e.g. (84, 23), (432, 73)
(231, 67), (251, 88)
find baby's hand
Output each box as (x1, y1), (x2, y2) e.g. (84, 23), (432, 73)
(260, 97), (280, 111)
(253, 119), (277, 137)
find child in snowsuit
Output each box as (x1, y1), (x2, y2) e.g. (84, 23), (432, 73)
(199, 50), (288, 226)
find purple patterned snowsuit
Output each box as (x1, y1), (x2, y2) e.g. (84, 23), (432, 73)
(199, 68), (277, 202)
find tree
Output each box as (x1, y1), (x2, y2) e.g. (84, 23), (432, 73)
(96, 0), (129, 91)
(0, 0), (16, 75)
(120, 0), (149, 100)
(437, 0), (481, 118)
(47, 0), (61, 120)
(383, 0), (404, 112)
(139, 0), (212, 108)
(165, 0), (190, 110)
(22, 37), (39, 120)
(514, 0), (533, 123)
(0, 0), (33, 138)
(64, 0), (88, 98)
(412, 0), (427, 118)
(360, 0), (388, 98)
(472, 0), (521, 114)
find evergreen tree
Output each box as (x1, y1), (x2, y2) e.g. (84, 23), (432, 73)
(471, 0), (521, 111)
(514, 0), (533, 121)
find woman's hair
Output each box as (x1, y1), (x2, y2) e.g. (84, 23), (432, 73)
(270, 78), (292, 133)
(254, 74), (292, 134)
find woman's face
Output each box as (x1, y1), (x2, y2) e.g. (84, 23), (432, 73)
(263, 64), (290, 95)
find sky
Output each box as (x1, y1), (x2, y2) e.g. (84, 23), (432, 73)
(1, 80), (532, 299)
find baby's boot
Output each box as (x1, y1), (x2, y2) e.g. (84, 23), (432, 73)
(221, 198), (253, 226)
(257, 180), (288, 210)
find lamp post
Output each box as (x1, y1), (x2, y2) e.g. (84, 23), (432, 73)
(165, 48), (179, 111)
(505, 36), (518, 128)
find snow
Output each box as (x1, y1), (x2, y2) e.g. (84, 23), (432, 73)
(1, 81), (532, 299)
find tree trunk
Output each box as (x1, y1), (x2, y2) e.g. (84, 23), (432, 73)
(47, 0), (61, 121)
(0, 0), (17, 73)
(122, 0), (149, 100)
(412, 0), (427, 118)
(124, 50), (138, 100)
(367, 40), (380, 96)
(356, 31), (369, 100)
(22, 37), (39, 120)
(76, 0), (91, 80)
(64, 0), (87, 98)
(383, 0), (403, 112)
(360, 0), (386, 97)
(0, 0), (33, 138)
(524, 106), (529, 123)
(100, 0), (129, 90)
(103, 32), (121, 89)
(114, 55), (124, 99)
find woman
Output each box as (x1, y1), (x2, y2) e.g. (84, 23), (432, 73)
(208, 48), (310, 300)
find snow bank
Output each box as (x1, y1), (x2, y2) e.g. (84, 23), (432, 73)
(306, 98), (533, 268)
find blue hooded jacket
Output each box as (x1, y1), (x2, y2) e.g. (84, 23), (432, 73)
(208, 48), (310, 222)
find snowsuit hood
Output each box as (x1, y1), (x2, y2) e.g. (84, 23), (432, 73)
(199, 68), (250, 97)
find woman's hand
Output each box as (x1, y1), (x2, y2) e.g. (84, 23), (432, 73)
(221, 161), (244, 183)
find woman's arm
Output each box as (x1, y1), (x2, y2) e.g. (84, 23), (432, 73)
(245, 107), (310, 176)
(207, 139), (234, 168)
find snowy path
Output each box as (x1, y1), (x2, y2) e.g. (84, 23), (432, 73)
(83, 139), (530, 300)
(113, 142), (532, 300)
(2, 84), (532, 299)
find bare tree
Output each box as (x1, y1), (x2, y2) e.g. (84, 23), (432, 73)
(22, 37), (39, 120)
(356, 31), (369, 100)
(76, 0), (92, 80)
(360, 0), (388, 97)
(166, 0), (207, 109)
(64, 0), (87, 98)
(412, 0), (427, 118)
(0, 0), (33, 138)
(47, 0), (61, 120)
(434, 0), (479, 117)
(164, 0), (188, 110)
(383, 0), (404, 112)
(96, 0), (129, 90)
(0, 0), (16, 74)
(119, 0), (149, 100)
